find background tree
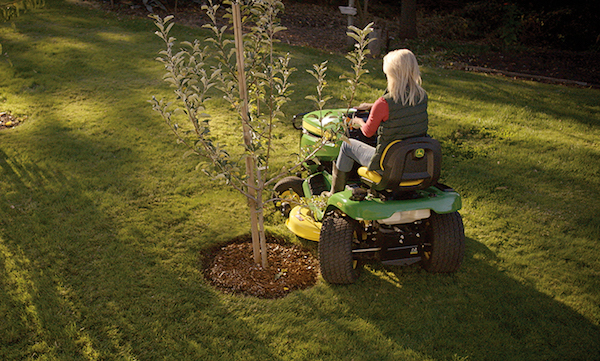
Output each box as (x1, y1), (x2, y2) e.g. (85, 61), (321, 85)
(398, 0), (417, 39)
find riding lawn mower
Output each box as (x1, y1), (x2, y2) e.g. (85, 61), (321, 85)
(274, 108), (465, 284)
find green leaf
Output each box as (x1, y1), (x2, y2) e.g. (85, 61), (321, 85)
(183, 149), (197, 159)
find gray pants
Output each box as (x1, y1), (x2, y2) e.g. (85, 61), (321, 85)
(336, 139), (375, 172)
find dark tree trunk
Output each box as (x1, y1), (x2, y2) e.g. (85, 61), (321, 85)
(399, 0), (418, 39)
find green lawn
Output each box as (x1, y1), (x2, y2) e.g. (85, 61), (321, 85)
(1, 1), (599, 360)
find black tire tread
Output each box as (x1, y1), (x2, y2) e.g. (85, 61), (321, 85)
(319, 214), (358, 284)
(422, 211), (465, 273)
(274, 176), (305, 197)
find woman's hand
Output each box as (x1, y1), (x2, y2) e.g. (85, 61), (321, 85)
(350, 116), (365, 129)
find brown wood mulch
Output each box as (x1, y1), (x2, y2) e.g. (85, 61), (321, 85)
(202, 234), (320, 299)
(0, 112), (23, 130)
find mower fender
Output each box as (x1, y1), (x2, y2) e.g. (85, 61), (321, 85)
(323, 186), (462, 221)
(300, 133), (341, 162)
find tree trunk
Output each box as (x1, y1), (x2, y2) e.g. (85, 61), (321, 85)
(232, 3), (267, 269)
(346, 0), (356, 46)
(399, 0), (418, 39)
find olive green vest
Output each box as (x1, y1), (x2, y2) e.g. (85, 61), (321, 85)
(367, 92), (428, 171)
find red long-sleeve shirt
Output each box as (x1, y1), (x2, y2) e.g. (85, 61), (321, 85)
(360, 97), (389, 138)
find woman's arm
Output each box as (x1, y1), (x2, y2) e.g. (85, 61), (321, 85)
(354, 97), (388, 138)
(355, 103), (374, 111)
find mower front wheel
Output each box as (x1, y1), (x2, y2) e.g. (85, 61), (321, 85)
(319, 213), (358, 284)
(274, 176), (305, 218)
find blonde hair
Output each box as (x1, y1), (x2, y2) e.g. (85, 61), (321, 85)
(383, 49), (426, 106)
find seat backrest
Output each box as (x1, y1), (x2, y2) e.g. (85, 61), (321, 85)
(371, 136), (441, 194)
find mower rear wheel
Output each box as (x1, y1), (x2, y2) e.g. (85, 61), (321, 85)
(319, 213), (358, 284)
(274, 176), (305, 218)
(422, 211), (465, 273)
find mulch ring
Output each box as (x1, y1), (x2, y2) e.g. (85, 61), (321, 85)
(0, 112), (24, 130)
(202, 234), (320, 299)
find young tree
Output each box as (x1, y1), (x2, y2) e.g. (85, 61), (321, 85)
(150, 0), (373, 269)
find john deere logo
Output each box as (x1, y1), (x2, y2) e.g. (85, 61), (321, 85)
(415, 148), (425, 158)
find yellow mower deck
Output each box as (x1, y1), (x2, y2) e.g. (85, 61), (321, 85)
(285, 206), (322, 241)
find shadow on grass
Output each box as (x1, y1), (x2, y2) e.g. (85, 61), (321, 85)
(317, 237), (600, 360)
(1, 3), (272, 355)
(0, 146), (276, 359)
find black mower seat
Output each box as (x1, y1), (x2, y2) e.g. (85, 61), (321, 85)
(358, 136), (442, 195)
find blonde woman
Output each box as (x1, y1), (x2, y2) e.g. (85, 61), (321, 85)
(329, 49), (429, 194)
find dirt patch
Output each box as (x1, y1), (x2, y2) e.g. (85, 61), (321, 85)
(453, 49), (600, 87)
(84, 1), (600, 87)
(93, 0), (600, 87)
(203, 234), (319, 299)
(0, 112), (23, 130)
